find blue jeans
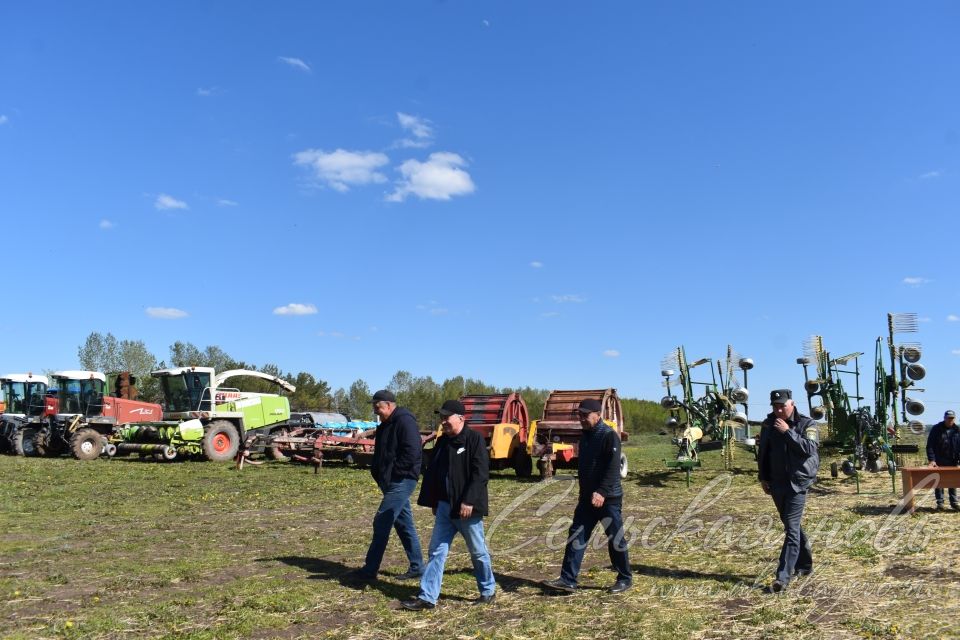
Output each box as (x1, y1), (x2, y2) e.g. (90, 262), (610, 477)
(361, 478), (423, 577)
(934, 487), (958, 505)
(418, 501), (496, 605)
(770, 483), (812, 583)
(559, 498), (632, 586)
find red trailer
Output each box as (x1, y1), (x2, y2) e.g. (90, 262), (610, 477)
(459, 393), (532, 477)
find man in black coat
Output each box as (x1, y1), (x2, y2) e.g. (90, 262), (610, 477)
(350, 389), (424, 582)
(543, 398), (632, 595)
(757, 389), (820, 592)
(401, 399), (496, 610)
(926, 410), (960, 510)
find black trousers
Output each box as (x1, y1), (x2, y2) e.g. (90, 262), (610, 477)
(770, 483), (812, 583)
(559, 498), (632, 585)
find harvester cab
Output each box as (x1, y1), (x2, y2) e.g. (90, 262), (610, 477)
(0, 373), (50, 455)
(115, 367), (296, 462)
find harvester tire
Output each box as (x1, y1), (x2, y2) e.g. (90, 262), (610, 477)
(203, 421), (240, 462)
(33, 428), (57, 457)
(71, 428), (104, 461)
(513, 449), (533, 478)
(619, 451), (629, 479)
(17, 427), (40, 456)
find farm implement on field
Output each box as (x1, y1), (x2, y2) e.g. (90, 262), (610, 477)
(458, 393), (532, 477)
(796, 312), (925, 492)
(113, 367), (295, 462)
(659, 346), (754, 485)
(528, 388), (627, 480)
(236, 412), (382, 470)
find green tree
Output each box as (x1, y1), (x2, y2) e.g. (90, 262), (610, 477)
(348, 379), (372, 420)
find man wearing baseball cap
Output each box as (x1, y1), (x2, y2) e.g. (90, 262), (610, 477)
(349, 389), (424, 583)
(401, 399), (496, 610)
(926, 410), (960, 510)
(543, 398), (632, 595)
(757, 389), (820, 593)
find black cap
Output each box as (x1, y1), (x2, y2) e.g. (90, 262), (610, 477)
(577, 399), (603, 414)
(371, 389), (396, 404)
(436, 399), (466, 417)
(770, 389), (792, 404)
(945, 410), (956, 419)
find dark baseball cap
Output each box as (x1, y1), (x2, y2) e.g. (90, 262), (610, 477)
(945, 410), (956, 419)
(436, 399), (466, 417)
(770, 389), (792, 404)
(577, 399), (603, 414)
(371, 389), (396, 404)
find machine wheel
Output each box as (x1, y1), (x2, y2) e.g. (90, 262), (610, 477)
(202, 421), (240, 462)
(537, 458), (554, 481)
(513, 448), (533, 478)
(71, 428), (104, 461)
(830, 461), (839, 478)
(266, 427), (292, 461)
(619, 451), (629, 479)
(17, 427), (40, 456)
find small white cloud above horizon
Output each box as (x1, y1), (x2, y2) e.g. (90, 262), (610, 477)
(919, 316), (932, 323)
(146, 307), (188, 319)
(318, 330), (360, 341)
(217, 198), (238, 207)
(278, 56), (311, 72)
(603, 349), (620, 358)
(196, 87), (219, 97)
(920, 170), (943, 180)
(530, 261), (543, 268)
(552, 294), (585, 303)
(482, 19), (490, 27)
(387, 152), (476, 202)
(948, 315), (959, 322)
(952, 349), (960, 356)
(294, 148), (389, 192)
(273, 303), (318, 316)
(155, 194), (188, 210)
(903, 276), (931, 286)
(396, 112), (434, 148)
(541, 311), (560, 318)
(0, 115), (8, 125)
(99, 219), (114, 230)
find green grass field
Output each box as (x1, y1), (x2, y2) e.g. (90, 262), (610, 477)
(1, 435), (957, 640)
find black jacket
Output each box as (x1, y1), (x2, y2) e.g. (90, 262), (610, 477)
(417, 426), (489, 519)
(577, 422), (624, 501)
(370, 407), (422, 488)
(757, 408), (820, 492)
(926, 421), (960, 465)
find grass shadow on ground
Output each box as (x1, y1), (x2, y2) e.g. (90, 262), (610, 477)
(265, 555), (418, 600)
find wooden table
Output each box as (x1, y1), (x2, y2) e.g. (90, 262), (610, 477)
(899, 466), (960, 514)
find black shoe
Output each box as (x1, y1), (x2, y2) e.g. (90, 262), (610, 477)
(542, 578), (577, 594)
(395, 569), (424, 580)
(770, 580), (787, 593)
(936, 503), (945, 511)
(608, 579), (632, 594)
(472, 593), (496, 605)
(343, 569), (375, 583)
(951, 503), (960, 511)
(400, 597), (435, 611)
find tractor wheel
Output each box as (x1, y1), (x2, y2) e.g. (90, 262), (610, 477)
(33, 427), (64, 457)
(202, 421), (240, 462)
(537, 458), (554, 481)
(71, 428), (104, 461)
(17, 427), (40, 456)
(266, 427), (291, 461)
(513, 449), (533, 478)
(619, 451), (629, 479)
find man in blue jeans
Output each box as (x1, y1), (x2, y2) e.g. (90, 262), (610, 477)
(401, 399), (496, 610)
(543, 398), (632, 595)
(926, 410), (960, 510)
(348, 389), (424, 582)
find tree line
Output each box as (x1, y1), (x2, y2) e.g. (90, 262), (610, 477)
(77, 332), (668, 434)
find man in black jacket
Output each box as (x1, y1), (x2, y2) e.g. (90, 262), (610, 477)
(757, 389), (820, 592)
(543, 398), (632, 595)
(926, 410), (960, 510)
(351, 389), (424, 582)
(401, 399), (496, 611)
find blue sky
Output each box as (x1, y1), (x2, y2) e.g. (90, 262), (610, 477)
(1, 2), (958, 419)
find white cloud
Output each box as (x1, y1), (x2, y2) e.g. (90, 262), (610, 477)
(952, 349), (960, 356)
(482, 19), (491, 27)
(99, 219), (114, 230)
(920, 170), (943, 179)
(948, 315), (959, 322)
(196, 87), (219, 97)
(318, 330), (360, 341)
(0, 115), (8, 125)
(919, 316), (932, 323)
(541, 311), (560, 318)
(278, 56), (311, 72)
(146, 307), (188, 319)
(396, 112), (434, 148)
(293, 148), (389, 192)
(273, 303), (318, 316)
(903, 276), (931, 286)
(387, 152), (476, 202)
(603, 349), (620, 358)
(155, 194), (188, 210)
(552, 294), (585, 303)
(217, 198), (238, 207)
(530, 261), (543, 268)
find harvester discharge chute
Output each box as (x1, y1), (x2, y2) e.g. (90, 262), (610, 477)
(659, 345), (754, 484)
(797, 312), (925, 492)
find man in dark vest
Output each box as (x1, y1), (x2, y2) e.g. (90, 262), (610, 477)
(757, 389), (820, 592)
(543, 398), (632, 595)
(926, 409), (960, 510)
